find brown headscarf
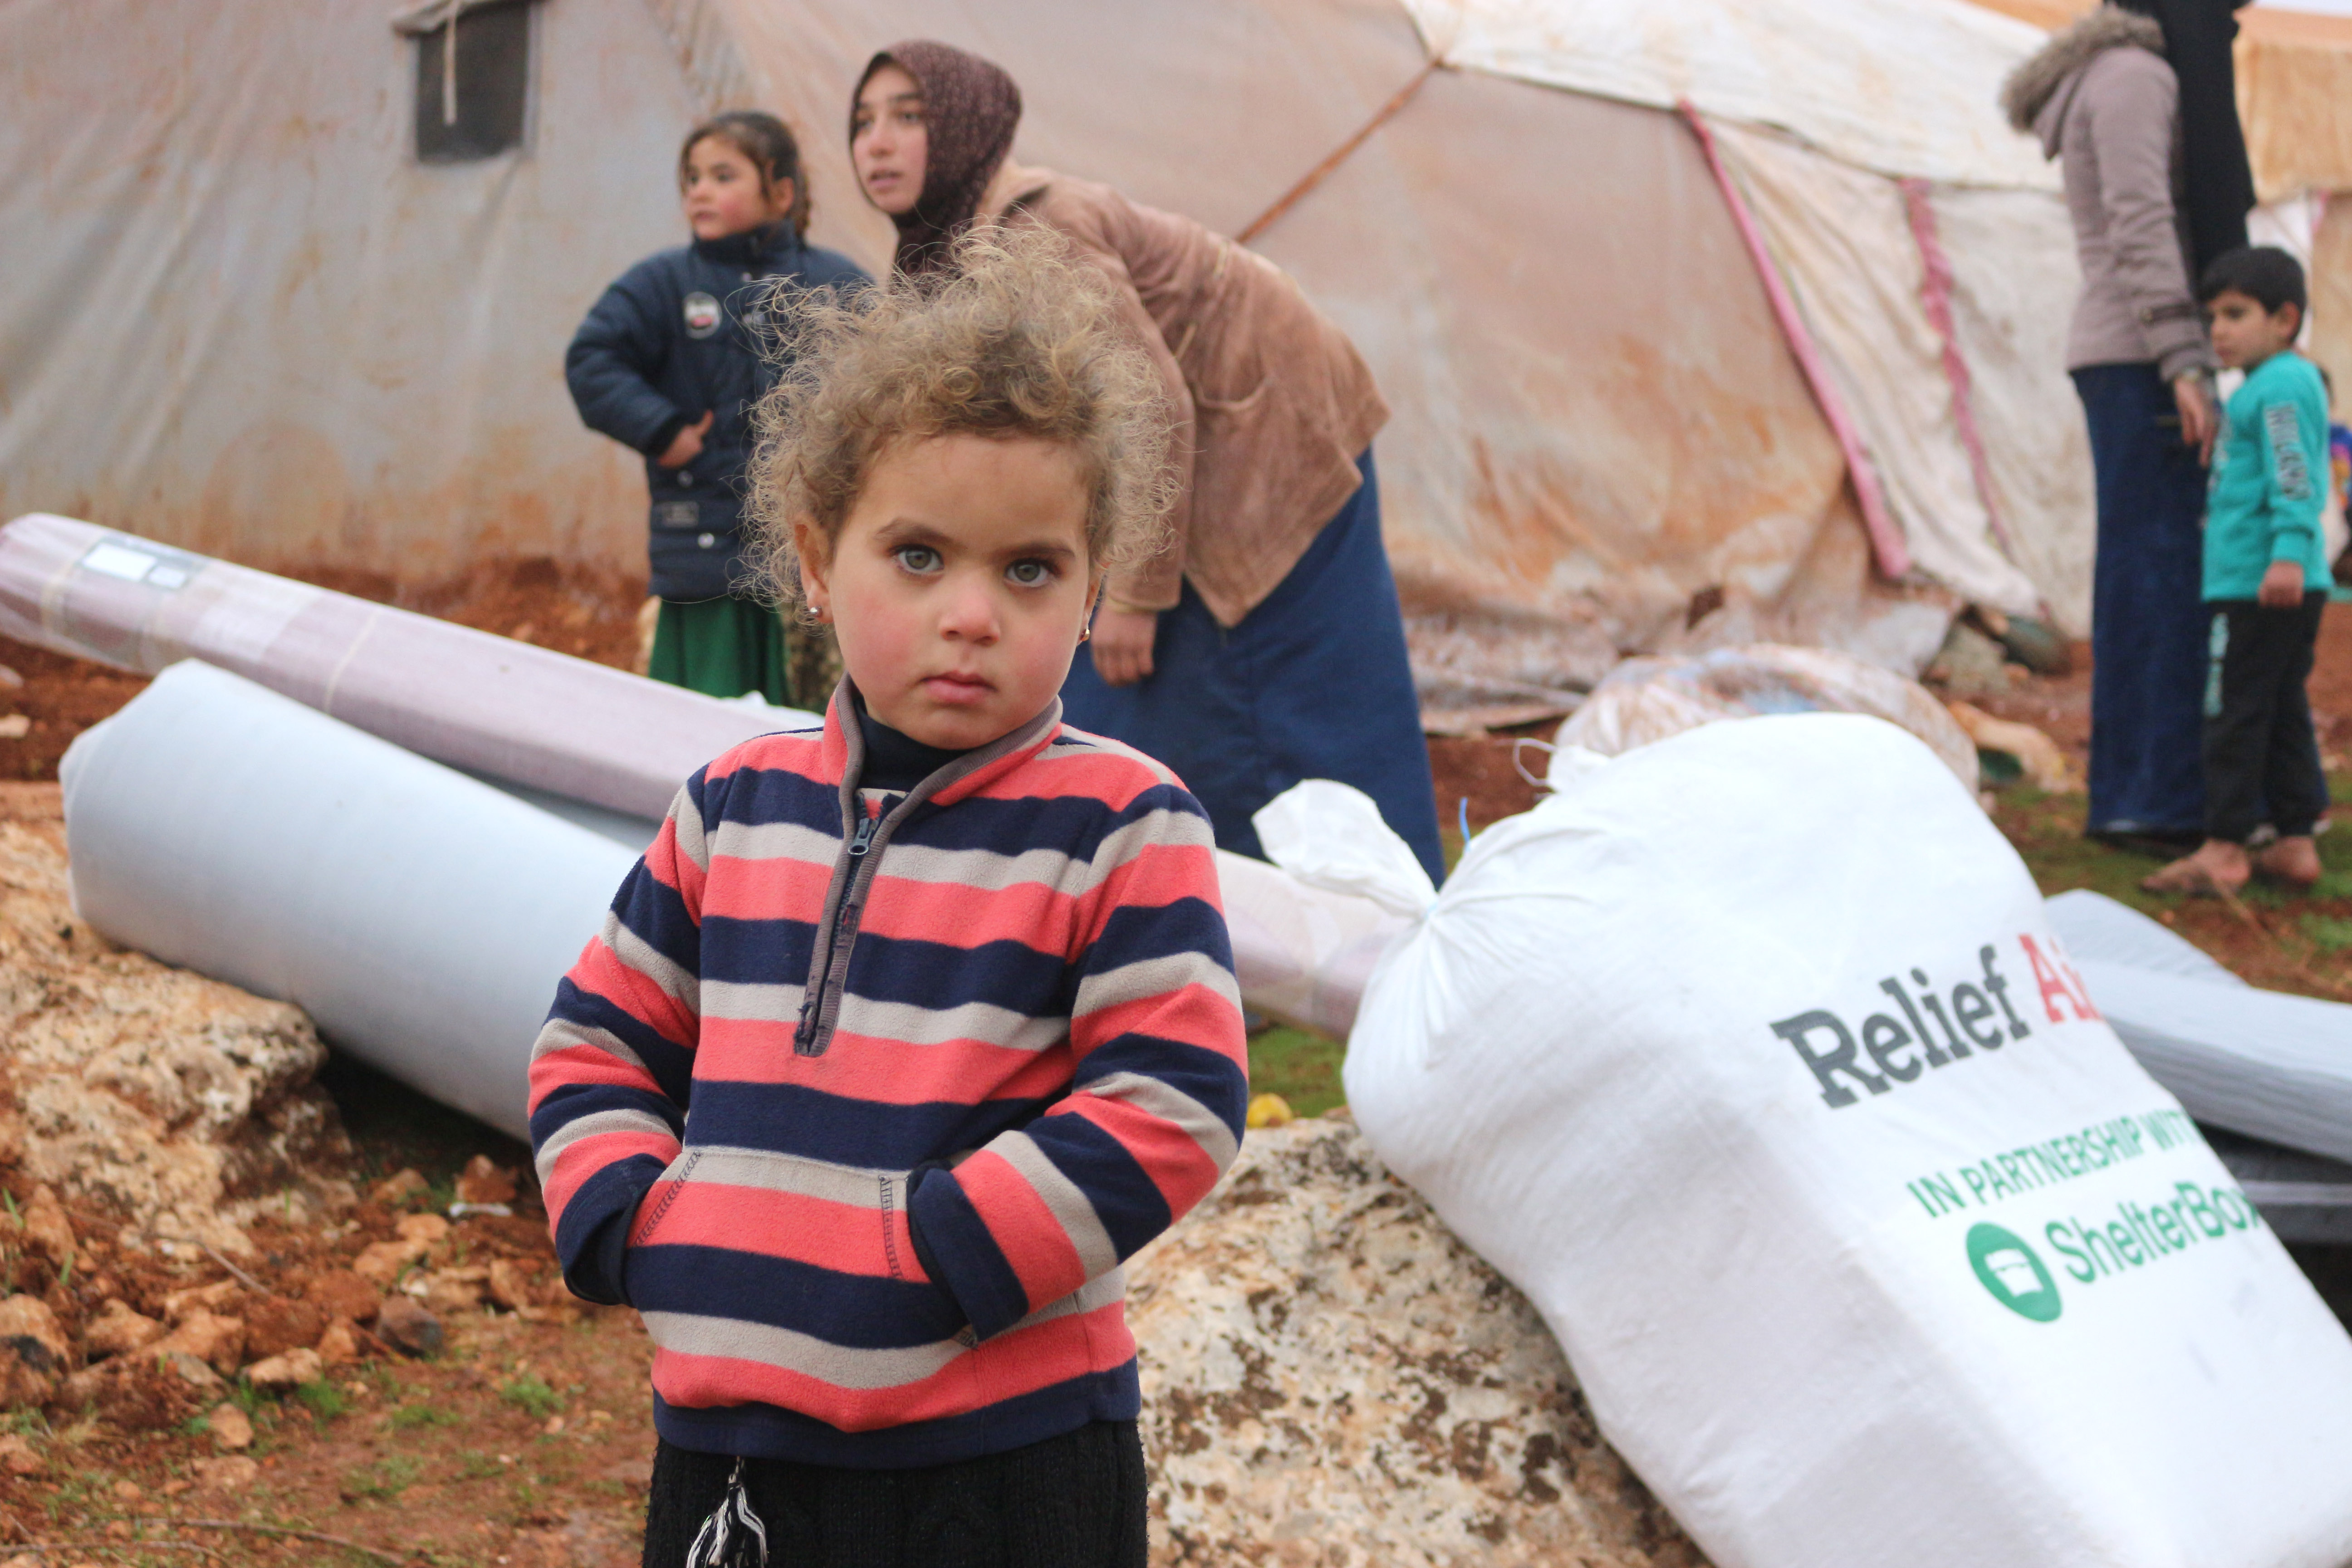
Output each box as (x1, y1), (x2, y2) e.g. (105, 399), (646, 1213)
(853, 41), (1023, 276)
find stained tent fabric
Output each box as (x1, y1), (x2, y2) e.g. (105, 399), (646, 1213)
(1392, 0), (2103, 643)
(29, 0), (2313, 726)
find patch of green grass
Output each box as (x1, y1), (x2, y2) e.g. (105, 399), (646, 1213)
(295, 1380), (349, 1421)
(498, 1374), (564, 1419)
(345, 1454), (420, 1500)
(456, 1450), (505, 1482)
(1988, 788), (2177, 913)
(177, 1414), (211, 1439)
(1248, 1024), (1347, 1120)
(2303, 914), (2352, 951)
(388, 1401), (461, 1431)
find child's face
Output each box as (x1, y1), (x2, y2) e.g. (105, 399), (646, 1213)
(2206, 288), (2301, 371)
(799, 434), (1097, 750)
(681, 136), (792, 242)
(851, 64), (927, 218)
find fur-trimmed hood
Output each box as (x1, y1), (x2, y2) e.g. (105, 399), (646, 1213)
(2001, 7), (2165, 147)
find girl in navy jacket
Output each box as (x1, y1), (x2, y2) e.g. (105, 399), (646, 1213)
(566, 112), (867, 706)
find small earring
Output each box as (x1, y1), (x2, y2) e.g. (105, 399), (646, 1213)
(1079, 624), (1092, 643)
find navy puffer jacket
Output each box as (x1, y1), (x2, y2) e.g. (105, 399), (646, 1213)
(565, 225), (867, 601)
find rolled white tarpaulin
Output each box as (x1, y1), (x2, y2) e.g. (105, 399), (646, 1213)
(2047, 890), (2352, 1166)
(0, 512), (806, 820)
(61, 661), (637, 1141)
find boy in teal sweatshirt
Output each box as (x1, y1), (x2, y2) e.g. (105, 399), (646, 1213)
(2146, 246), (2335, 897)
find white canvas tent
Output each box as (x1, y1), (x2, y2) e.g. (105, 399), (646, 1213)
(0, 0), (2239, 725)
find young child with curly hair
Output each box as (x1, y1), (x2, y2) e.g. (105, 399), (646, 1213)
(528, 231), (1248, 1568)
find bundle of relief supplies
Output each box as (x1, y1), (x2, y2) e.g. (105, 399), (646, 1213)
(1264, 714), (2352, 1568)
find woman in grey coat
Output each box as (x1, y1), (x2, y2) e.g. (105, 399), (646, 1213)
(2003, 1), (2254, 846)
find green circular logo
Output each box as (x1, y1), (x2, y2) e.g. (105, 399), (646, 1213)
(1966, 1223), (2062, 1323)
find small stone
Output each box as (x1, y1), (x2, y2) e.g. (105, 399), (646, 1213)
(242, 1295), (325, 1359)
(374, 1295), (443, 1358)
(0, 1433), (42, 1476)
(191, 1455), (259, 1493)
(352, 1237), (430, 1288)
(19, 1186), (74, 1264)
(160, 1279), (243, 1324)
(58, 1366), (113, 1407)
(207, 1402), (254, 1451)
(370, 1168), (429, 1207)
(164, 1351), (224, 1392)
(242, 1347), (323, 1392)
(83, 1298), (164, 1360)
(0, 1293), (68, 1406)
(542, 1414), (565, 1436)
(315, 1318), (362, 1366)
(110, 1478), (142, 1502)
(454, 1156), (518, 1206)
(516, 1303), (582, 1327)
(152, 1309), (246, 1377)
(394, 1213), (451, 1245)
(487, 1258), (540, 1312)
(305, 1269), (382, 1323)
(423, 1267), (489, 1315)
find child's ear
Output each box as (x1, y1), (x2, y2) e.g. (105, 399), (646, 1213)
(793, 518), (832, 615)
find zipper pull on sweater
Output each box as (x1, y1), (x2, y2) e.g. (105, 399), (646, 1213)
(847, 813), (879, 857)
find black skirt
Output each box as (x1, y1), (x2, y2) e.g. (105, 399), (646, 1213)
(640, 1420), (1148, 1568)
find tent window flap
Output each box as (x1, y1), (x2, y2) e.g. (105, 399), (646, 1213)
(410, 0), (532, 163)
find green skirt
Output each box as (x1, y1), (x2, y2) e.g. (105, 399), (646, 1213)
(647, 597), (840, 712)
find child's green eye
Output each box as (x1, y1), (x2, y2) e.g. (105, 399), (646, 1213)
(1006, 560), (1055, 588)
(894, 546), (942, 574)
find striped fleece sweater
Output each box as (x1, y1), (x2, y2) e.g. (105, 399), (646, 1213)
(526, 692), (1248, 1466)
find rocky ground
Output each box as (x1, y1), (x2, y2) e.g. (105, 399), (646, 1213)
(0, 777), (1697, 1567)
(1131, 1117), (1704, 1568)
(2, 580), (2349, 1564)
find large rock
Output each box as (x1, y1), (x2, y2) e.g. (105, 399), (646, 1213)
(1127, 1117), (1708, 1568)
(0, 802), (350, 1254)
(0, 1294), (69, 1406)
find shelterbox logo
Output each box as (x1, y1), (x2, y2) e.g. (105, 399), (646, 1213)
(1967, 1223), (2063, 1322)
(1764, 935), (2097, 1108)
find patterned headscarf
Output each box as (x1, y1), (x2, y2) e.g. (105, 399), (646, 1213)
(2114, 0), (2256, 277)
(853, 41), (1023, 276)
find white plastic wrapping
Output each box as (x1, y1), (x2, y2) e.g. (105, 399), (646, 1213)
(1554, 642), (1980, 790)
(0, 513), (811, 820)
(1338, 714), (2352, 1568)
(61, 662), (637, 1141)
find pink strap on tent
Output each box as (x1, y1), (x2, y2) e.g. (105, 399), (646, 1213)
(1677, 103), (1911, 580)
(1900, 177), (2017, 561)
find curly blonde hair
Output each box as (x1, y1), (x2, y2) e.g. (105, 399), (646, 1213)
(747, 227), (1173, 606)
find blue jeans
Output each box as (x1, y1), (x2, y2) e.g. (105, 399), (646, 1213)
(2073, 363), (2208, 838)
(1060, 450), (1446, 885)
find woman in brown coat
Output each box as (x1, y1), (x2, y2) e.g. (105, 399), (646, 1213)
(848, 40), (1446, 882)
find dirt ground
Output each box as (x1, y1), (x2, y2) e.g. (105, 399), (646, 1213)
(5, 579), (2352, 1563)
(0, 778), (651, 1566)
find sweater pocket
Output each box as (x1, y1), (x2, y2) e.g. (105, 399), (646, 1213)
(628, 1148), (701, 1247)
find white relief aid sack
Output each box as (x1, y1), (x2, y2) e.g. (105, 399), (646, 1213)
(1337, 713), (2352, 1568)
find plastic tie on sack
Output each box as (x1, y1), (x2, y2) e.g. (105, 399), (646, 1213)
(1253, 780), (1436, 919)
